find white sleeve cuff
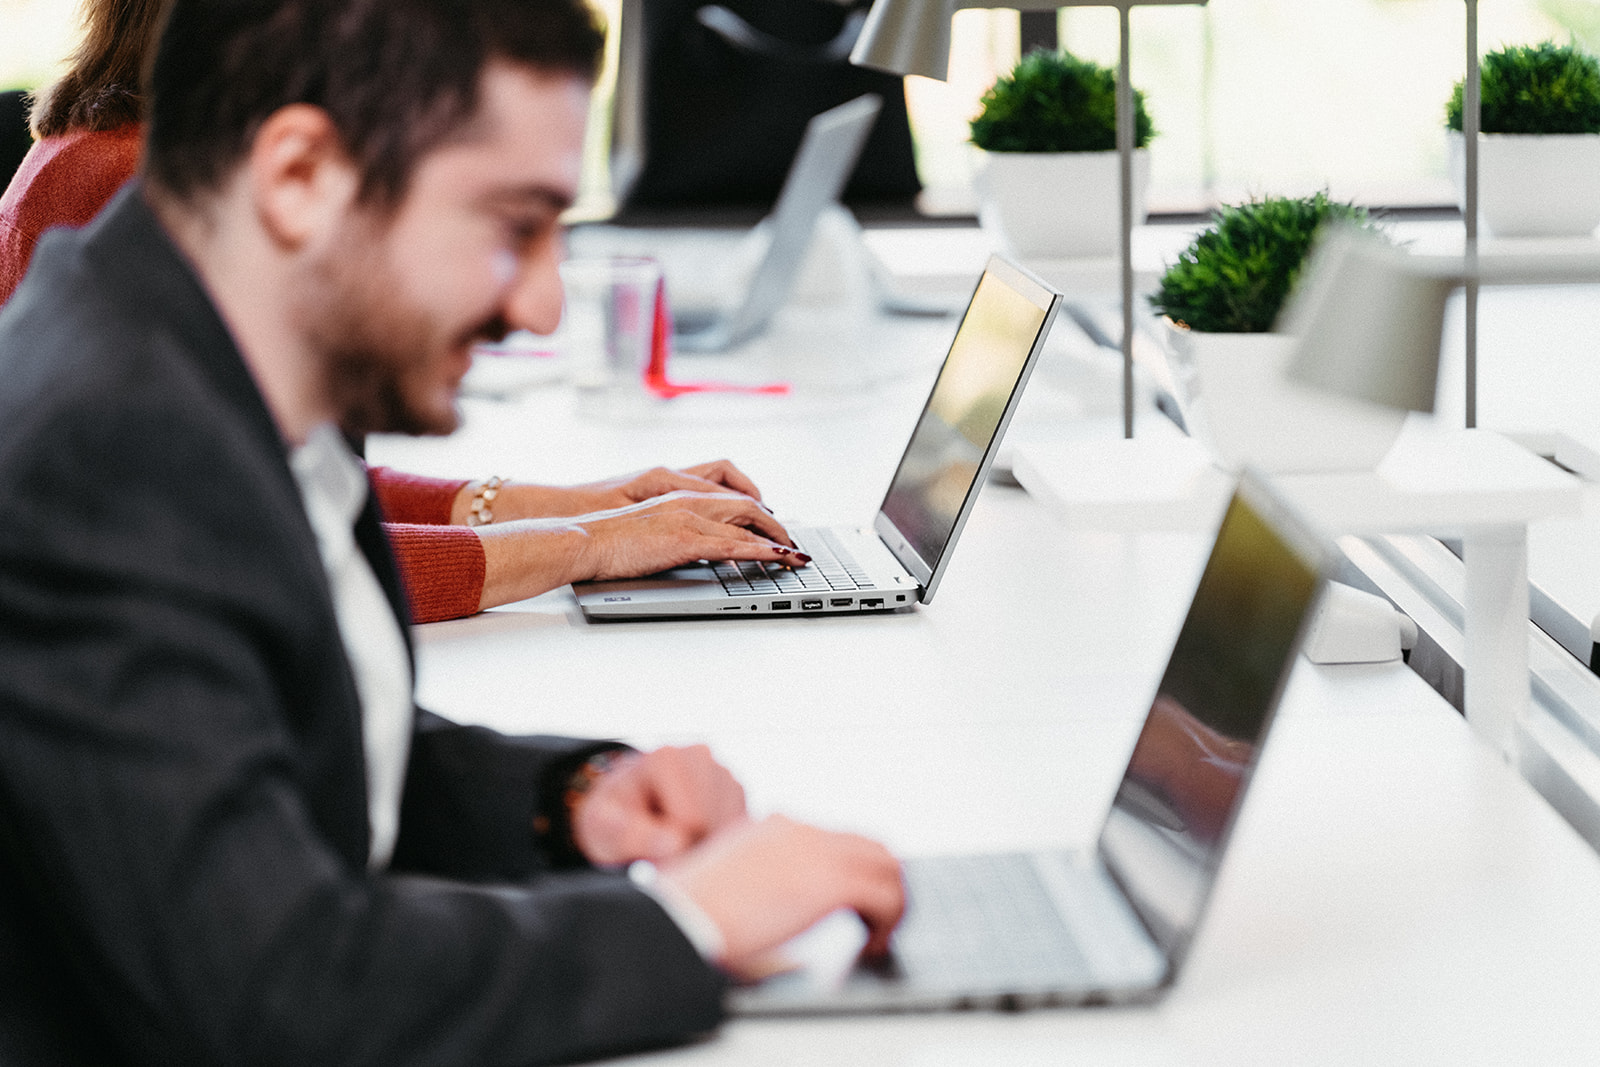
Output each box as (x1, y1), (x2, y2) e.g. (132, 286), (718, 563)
(628, 860), (727, 963)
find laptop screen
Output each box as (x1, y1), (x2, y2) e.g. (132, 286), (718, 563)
(1098, 476), (1325, 969)
(877, 258), (1057, 595)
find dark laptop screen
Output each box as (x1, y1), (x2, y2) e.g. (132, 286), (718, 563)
(878, 262), (1054, 574)
(1098, 478), (1325, 969)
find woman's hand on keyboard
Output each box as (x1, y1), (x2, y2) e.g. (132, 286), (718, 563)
(486, 459), (772, 519)
(567, 491), (803, 581)
(473, 490), (805, 607)
(596, 459), (767, 506)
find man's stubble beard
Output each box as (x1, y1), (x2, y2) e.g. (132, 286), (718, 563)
(301, 216), (469, 440)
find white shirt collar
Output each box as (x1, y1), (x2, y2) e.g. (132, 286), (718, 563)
(289, 422), (369, 560)
(288, 422), (413, 869)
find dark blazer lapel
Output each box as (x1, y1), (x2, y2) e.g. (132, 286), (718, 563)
(88, 187), (382, 850)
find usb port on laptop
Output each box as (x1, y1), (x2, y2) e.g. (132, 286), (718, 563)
(770, 600), (792, 610)
(801, 599), (823, 611)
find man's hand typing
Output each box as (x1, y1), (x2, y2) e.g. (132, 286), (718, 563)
(571, 747), (906, 982)
(659, 815), (906, 982)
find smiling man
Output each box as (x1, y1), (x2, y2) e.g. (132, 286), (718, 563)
(0, 1), (902, 1064)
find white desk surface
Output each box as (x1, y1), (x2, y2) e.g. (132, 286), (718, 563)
(371, 300), (1600, 1066)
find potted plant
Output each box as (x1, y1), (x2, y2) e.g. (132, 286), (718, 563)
(1147, 192), (1405, 472)
(1446, 41), (1600, 237)
(969, 49), (1154, 259)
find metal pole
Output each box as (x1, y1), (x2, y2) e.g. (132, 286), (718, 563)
(1118, 1), (1135, 438)
(1464, 0), (1479, 428)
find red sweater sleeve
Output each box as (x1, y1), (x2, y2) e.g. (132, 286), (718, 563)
(0, 126), (143, 305)
(369, 466), (469, 525)
(384, 523), (486, 624)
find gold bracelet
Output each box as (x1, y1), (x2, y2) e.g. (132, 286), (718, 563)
(465, 475), (503, 527)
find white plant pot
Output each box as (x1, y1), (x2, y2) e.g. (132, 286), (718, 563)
(1447, 130), (1600, 238)
(1161, 320), (1406, 473)
(975, 149), (1150, 259)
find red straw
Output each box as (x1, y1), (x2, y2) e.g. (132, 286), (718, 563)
(643, 277), (790, 399)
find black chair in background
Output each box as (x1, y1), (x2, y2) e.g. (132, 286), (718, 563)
(1, 90), (34, 190)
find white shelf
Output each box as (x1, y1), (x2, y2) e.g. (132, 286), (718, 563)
(1273, 425), (1580, 537)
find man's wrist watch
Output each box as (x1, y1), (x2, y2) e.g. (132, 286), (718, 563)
(562, 748), (628, 817)
(532, 745), (631, 866)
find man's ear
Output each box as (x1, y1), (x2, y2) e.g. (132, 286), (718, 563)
(246, 104), (360, 249)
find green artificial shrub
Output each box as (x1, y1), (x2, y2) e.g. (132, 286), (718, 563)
(1148, 192), (1381, 334)
(1446, 41), (1600, 134)
(970, 49), (1153, 153)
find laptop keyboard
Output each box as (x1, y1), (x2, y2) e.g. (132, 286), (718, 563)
(895, 853), (1093, 988)
(713, 528), (873, 596)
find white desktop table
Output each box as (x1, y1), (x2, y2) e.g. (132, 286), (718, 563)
(371, 318), (1600, 1065)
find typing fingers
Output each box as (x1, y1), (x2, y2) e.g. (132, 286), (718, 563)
(618, 462), (766, 506)
(645, 491), (793, 547)
(575, 504), (806, 582)
(680, 459), (763, 502)
(659, 815), (907, 980)
(630, 468), (744, 501)
(843, 834), (908, 956)
(699, 497), (794, 547)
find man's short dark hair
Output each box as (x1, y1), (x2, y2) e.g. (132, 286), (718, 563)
(144, 0), (606, 206)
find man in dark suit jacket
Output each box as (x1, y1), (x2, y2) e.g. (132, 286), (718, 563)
(0, 1), (903, 1063)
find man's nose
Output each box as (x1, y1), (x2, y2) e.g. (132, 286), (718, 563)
(503, 246), (565, 336)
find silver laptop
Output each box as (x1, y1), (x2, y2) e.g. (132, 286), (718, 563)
(574, 255), (1063, 619)
(671, 93), (882, 353)
(730, 471), (1331, 1014)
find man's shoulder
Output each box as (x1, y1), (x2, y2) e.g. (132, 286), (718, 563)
(1, 188), (258, 434)
(0, 191), (294, 551)
(0, 241), (197, 442)
(0, 274), (316, 642)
